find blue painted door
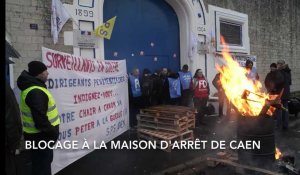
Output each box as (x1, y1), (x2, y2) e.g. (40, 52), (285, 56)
(104, 0), (180, 74)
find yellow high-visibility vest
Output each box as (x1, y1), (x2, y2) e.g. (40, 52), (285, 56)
(20, 86), (60, 133)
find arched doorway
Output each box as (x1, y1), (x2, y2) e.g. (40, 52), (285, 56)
(104, 0), (180, 74)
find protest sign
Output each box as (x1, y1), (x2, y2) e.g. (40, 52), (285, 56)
(42, 47), (129, 174)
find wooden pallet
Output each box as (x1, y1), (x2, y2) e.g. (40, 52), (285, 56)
(140, 109), (182, 118)
(138, 129), (194, 152)
(140, 105), (196, 118)
(187, 118), (195, 128)
(137, 114), (188, 125)
(138, 120), (189, 134)
(150, 105), (195, 113)
(187, 114), (195, 119)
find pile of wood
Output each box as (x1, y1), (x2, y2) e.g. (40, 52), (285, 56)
(137, 105), (196, 152)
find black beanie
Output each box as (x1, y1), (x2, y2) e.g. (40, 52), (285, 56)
(28, 61), (47, 76)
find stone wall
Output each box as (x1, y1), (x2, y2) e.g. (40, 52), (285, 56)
(5, 0), (73, 85)
(6, 0), (300, 93)
(203, 0), (300, 93)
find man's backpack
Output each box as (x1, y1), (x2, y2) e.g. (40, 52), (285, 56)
(141, 76), (153, 97)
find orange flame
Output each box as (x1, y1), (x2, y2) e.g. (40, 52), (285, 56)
(275, 147), (282, 160)
(216, 37), (276, 116)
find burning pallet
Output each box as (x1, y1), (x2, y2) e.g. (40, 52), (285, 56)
(137, 105), (196, 152)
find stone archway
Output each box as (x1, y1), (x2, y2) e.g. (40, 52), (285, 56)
(97, 0), (207, 74)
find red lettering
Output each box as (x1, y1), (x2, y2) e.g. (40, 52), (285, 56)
(45, 52), (53, 68)
(102, 90), (113, 98)
(104, 101), (116, 111)
(79, 107), (96, 118)
(110, 111), (122, 121)
(97, 61), (105, 72)
(73, 91), (101, 104)
(44, 50), (97, 73)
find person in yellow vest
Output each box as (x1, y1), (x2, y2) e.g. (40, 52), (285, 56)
(17, 61), (60, 175)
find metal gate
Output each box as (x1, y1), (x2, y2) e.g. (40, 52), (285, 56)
(104, 0), (180, 74)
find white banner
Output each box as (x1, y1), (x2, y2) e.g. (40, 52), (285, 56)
(215, 53), (257, 68)
(42, 47), (129, 174)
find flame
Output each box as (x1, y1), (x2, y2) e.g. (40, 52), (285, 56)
(217, 37), (276, 116)
(275, 147), (282, 160)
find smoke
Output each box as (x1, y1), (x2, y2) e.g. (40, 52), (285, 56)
(209, 109), (278, 170)
(211, 109), (237, 142)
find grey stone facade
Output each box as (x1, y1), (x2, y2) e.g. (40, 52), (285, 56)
(6, 0), (300, 93)
(5, 0), (73, 84)
(203, 0), (300, 93)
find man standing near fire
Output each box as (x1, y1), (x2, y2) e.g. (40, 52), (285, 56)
(276, 60), (292, 130)
(264, 63), (285, 128)
(212, 67), (231, 118)
(264, 63), (285, 95)
(17, 61), (60, 175)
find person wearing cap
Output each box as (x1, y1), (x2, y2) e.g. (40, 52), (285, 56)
(17, 61), (60, 175)
(5, 59), (22, 175)
(276, 60), (292, 130)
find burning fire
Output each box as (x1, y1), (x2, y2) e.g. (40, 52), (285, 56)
(275, 147), (282, 160)
(216, 37), (276, 116)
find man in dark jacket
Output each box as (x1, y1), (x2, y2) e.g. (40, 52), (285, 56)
(17, 61), (60, 175)
(264, 63), (285, 128)
(141, 69), (153, 107)
(264, 63), (285, 95)
(159, 68), (169, 104)
(151, 69), (163, 105)
(276, 60), (292, 130)
(6, 81), (22, 175)
(212, 71), (230, 118)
